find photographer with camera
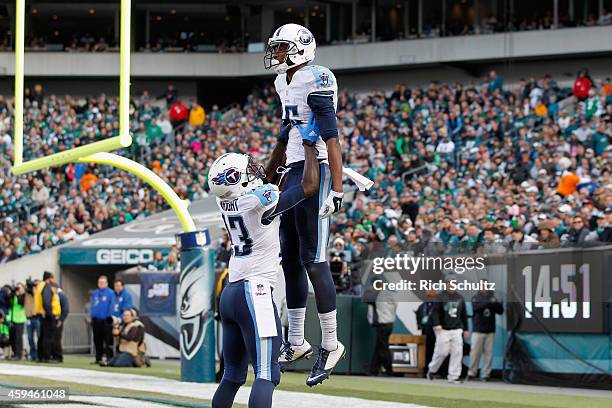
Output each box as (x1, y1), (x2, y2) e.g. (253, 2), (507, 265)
(91, 275), (114, 364)
(101, 308), (147, 368)
(7, 283), (26, 360)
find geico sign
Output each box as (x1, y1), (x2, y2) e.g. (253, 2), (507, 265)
(96, 249), (155, 265)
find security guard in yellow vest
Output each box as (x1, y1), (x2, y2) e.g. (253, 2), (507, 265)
(34, 272), (60, 362)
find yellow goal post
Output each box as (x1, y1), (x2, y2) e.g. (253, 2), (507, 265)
(10, 0), (195, 232)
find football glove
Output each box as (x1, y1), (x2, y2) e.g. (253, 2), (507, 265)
(296, 114), (320, 144)
(319, 190), (344, 219)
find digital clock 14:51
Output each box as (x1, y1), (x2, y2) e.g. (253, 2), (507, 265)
(522, 264), (590, 319)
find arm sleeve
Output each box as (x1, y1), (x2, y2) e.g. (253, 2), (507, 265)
(461, 301), (468, 329)
(262, 185), (306, 221)
(307, 93), (338, 141)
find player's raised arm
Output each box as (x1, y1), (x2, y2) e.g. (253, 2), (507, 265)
(264, 138), (287, 185)
(261, 134), (320, 221)
(306, 91), (344, 218)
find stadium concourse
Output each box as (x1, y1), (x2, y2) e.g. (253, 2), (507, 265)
(1, 72), (611, 267)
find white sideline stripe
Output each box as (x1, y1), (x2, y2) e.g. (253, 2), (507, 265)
(0, 364), (430, 408)
(17, 396), (171, 408)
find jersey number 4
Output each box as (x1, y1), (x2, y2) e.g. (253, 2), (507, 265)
(222, 215), (253, 257)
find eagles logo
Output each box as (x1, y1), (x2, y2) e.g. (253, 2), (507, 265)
(211, 167), (241, 186)
(297, 29), (313, 45)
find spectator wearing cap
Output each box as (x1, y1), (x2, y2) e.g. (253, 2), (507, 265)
(537, 221), (561, 249)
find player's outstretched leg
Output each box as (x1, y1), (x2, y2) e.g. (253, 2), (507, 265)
(305, 261), (345, 386)
(279, 206), (313, 368)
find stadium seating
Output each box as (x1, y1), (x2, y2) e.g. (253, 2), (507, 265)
(1, 73), (611, 264)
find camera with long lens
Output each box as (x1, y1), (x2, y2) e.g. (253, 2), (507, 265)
(25, 278), (36, 295)
(107, 316), (123, 329)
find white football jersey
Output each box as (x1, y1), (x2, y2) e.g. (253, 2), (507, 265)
(217, 184), (281, 287)
(274, 65), (338, 165)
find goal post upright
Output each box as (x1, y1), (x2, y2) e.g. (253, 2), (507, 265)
(11, 0), (132, 175)
(8, 1), (218, 382)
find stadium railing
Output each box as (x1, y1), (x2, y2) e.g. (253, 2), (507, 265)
(63, 313), (92, 354)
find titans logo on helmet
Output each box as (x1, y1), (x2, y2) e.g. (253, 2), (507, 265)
(297, 29), (313, 45)
(211, 167), (241, 186)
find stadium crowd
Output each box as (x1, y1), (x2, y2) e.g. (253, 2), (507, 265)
(2, 8), (611, 53)
(1, 70), (611, 270)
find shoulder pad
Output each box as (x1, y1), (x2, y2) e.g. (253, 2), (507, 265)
(303, 65), (336, 90)
(247, 184), (280, 207)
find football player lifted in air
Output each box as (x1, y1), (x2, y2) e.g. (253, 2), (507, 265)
(208, 135), (320, 407)
(264, 23), (345, 386)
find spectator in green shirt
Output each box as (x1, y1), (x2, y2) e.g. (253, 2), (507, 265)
(146, 118), (164, 148)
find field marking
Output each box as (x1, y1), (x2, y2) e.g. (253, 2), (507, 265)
(16, 395), (172, 408)
(0, 364), (430, 408)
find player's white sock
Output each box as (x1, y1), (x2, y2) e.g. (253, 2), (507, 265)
(287, 308), (306, 346)
(318, 310), (338, 351)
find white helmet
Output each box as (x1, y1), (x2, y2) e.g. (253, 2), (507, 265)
(264, 23), (316, 74)
(208, 153), (265, 200)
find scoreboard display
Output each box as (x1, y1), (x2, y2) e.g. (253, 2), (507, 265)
(508, 247), (610, 334)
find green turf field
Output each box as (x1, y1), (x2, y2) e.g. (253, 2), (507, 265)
(2, 356), (611, 408)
